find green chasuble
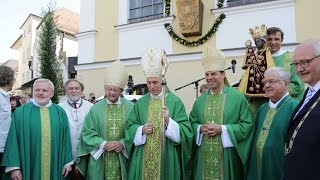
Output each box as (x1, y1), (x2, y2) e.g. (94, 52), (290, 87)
(125, 92), (193, 180)
(1, 102), (73, 180)
(273, 52), (304, 100)
(77, 97), (134, 180)
(247, 95), (298, 180)
(189, 86), (254, 180)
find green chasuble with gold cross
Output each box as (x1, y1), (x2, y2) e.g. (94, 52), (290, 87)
(247, 95), (298, 180)
(77, 97), (134, 180)
(273, 52), (304, 100)
(125, 92), (193, 180)
(1, 102), (73, 180)
(189, 86), (254, 180)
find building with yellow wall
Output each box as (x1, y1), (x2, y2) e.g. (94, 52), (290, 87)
(76, 0), (320, 112)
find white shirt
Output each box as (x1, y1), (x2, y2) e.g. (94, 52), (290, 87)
(308, 80), (320, 99)
(133, 92), (181, 146)
(0, 88), (11, 152)
(58, 98), (93, 162)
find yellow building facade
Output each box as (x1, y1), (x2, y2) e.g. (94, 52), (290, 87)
(76, 0), (320, 112)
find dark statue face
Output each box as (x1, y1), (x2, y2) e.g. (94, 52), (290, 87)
(255, 38), (265, 50)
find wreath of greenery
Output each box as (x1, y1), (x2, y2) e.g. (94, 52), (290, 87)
(164, 0), (225, 47)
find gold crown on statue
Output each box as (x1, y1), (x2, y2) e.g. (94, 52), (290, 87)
(141, 48), (169, 78)
(201, 47), (226, 72)
(249, 24), (267, 40)
(104, 60), (128, 89)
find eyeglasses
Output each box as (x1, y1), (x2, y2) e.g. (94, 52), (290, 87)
(291, 55), (320, 69)
(262, 79), (283, 85)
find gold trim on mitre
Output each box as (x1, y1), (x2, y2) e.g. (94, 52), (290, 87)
(249, 24), (267, 40)
(141, 48), (169, 78)
(201, 47), (226, 72)
(104, 60), (128, 89)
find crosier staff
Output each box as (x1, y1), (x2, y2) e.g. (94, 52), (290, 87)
(160, 50), (169, 177)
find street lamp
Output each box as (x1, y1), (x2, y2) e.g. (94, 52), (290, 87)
(28, 58), (33, 79)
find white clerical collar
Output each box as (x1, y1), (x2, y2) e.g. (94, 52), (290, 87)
(272, 49), (286, 57)
(150, 91), (163, 99)
(106, 97), (121, 105)
(269, 92), (289, 109)
(0, 88), (9, 96)
(210, 88), (223, 95)
(32, 99), (52, 107)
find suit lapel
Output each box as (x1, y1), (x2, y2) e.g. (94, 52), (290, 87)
(293, 88), (320, 120)
(289, 89), (307, 122)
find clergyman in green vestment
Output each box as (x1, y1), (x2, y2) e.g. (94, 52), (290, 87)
(77, 60), (134, 180)
(247, 67), (299, 180)
(266, 27), (304, 100)
(125, 48), (193, 180)
(1, 79), (73, 180)
(190, 47), (254, 180)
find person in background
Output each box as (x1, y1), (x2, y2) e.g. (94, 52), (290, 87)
(0, 65), (15, 179)
(10, 96), (21, 113)
(199, 83), (209, 94)
(18, 94), (28, 105)
(58, 79), (93, 180)
(266, 27), (304, 100)
(88, 93), (96, 104)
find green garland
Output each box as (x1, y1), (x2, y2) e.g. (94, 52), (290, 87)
(164, 0), (225, 47)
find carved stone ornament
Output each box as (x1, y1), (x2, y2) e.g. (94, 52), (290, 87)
(176, 0), (204, 37)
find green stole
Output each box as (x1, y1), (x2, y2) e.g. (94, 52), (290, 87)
(256, 108), (276, 176)
(40, 107), (51, 180)
(202, 94), (226, 180)
(105, 104), (124, 180)
(142, 98), (163, 180)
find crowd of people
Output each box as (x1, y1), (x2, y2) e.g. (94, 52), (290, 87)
(0, 26), (320, 180)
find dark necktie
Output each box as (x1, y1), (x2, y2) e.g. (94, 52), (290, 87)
(73, 102), (77, 109)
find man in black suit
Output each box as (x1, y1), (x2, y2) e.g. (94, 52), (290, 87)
(285, 39), (320, 180)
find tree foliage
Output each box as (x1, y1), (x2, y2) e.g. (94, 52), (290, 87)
(37, 4), (63, 103)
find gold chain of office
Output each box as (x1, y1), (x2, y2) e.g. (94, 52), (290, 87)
(164, 0), (226, 47)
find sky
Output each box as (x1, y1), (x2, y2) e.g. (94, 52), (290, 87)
(0, 0), (80, 63)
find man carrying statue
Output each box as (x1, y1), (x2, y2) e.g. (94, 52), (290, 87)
(239, 24), (276, 116)
(266, 27), (304, 100)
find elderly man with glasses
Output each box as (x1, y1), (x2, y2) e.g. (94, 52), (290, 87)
(285, 39), (320, 180)
(247, 67), (298, 180)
